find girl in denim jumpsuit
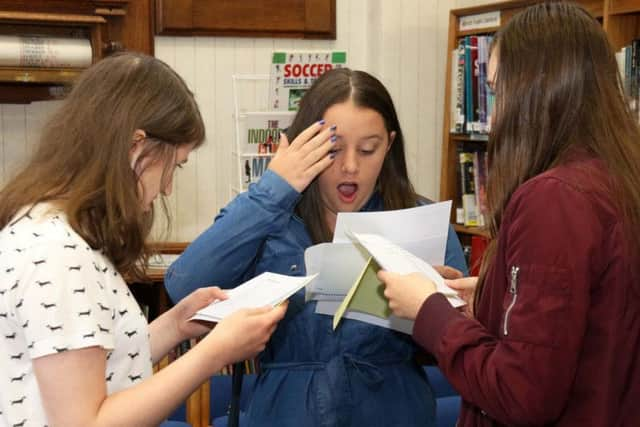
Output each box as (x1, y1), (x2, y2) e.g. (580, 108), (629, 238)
(166, 68), (467, 427)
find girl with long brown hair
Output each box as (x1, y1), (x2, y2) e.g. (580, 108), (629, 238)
(165, 68), (467, 426)
(0, 52), (285, 427)
(380, 2), (640, 426)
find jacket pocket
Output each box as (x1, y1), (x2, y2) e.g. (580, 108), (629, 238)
(500, 264), (571, 347)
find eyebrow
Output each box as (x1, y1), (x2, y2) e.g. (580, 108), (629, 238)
(360, 135), (384, 142)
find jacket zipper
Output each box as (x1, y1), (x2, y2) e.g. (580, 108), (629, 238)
(503, 266), (520, 336)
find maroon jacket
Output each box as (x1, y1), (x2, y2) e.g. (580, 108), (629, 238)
(414, 156), (640, 426)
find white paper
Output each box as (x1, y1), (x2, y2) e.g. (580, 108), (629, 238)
(315, 300), (414, 334)
(192, 272), (317, 322)
(304, 242), (369, 301)
(333, 201), (452, 265)
(348, 231), (465, 307)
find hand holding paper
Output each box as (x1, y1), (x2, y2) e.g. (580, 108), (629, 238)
(347, 231), (465, 305)
(332, 231), (465, 328)
(378, 270), (440, 321)
(191, 272), (317, 323)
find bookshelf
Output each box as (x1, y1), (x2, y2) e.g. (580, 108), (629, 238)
(440, 0), (640, 248)
(0, 0), (154, 103)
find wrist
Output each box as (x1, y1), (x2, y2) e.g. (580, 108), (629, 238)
(164, 306), (188, 343)
(199, 329), (232, 374)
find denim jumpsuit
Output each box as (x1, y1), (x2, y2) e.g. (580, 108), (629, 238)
(165, 170), (468, 427)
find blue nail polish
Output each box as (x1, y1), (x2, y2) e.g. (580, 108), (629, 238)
(331, 135), (337, 142)
(329, 153), (336, 159)
(330, 124), (337, 131)
(318, 119), (325, 125)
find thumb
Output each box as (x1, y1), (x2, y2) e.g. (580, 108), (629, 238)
(445, 276), (477, 291)
(204, 287), (228, 302)
(268, 301), (288, 322)
(377, 269), (396, 284)
(243, 306), (273, 316)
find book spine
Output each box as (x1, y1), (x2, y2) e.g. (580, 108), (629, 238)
(470, 36), (479, 133)
(455, 39), (466, 133)
(459, 152), (478, 226)
(631, 40), (638, 114)
(464, 36), (474, 133)
(477, 36), (487, 134)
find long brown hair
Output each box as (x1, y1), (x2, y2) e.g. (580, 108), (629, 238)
(475, 2), (640, 310)
(290, 68), (418, 243)
(0, 52), (205, 280)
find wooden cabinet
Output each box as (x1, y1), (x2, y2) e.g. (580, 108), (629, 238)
(156, 0), (336, 39)
(0, 0), (154, 103)
(440, 0), (640, 246)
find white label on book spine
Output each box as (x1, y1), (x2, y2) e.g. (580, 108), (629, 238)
(459, 11), (501, 31)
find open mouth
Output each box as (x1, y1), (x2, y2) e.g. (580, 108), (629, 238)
(337, 183), (358, 203)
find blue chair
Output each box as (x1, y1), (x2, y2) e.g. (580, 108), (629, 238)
(161, 401), (191, 427)
(160, 422), (191, 427)
(425, 366), (461, 427)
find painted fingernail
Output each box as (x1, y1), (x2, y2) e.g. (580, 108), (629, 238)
(331, 135), (337, 142)
(329, 152), (336, 159)
(330, 124), (337, 131)
(318, 119), (325, 125)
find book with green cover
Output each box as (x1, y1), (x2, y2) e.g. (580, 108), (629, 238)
(333, 257), (390, 330)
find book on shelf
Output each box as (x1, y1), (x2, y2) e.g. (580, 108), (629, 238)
(457, 149), (487, 228)
(450, 39), (466, 133)
(454, 35), (494, 135)
(0, 35), (92, 68)
(472, 150), (487, 227)
(615, 38), (640, 122)
(268, 50), (347, 111)
(459, 151), (478, 227)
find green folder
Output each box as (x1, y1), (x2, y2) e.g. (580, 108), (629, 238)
(332, 256), (391, 330)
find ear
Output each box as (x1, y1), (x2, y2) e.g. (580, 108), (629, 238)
(130, 129), (147, 171)
(131, 129), (146, 145)
(386, 131), (396, 153)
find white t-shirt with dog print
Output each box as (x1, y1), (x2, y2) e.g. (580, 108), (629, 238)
(0, 204), (152, 427)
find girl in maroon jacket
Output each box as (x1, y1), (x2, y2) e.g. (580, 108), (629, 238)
(379, 3), (640, 426)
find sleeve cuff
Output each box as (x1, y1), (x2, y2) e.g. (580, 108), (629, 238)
(253, 170), (301, 212)
(412, 293), (462, 355)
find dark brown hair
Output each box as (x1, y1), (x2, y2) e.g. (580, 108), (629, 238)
(289, 68), (418, 243)
(476, 2), (640, 310)
(0, 52), (205, 280)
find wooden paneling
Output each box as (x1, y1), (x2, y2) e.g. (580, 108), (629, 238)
(156, 0), (336, 39)
(609, 0), (640, 15)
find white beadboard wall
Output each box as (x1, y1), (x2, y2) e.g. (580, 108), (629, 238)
(0, 0), (492, 242)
